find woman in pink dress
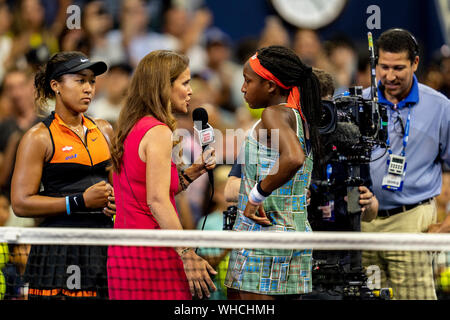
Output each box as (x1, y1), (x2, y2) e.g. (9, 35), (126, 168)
(107, 50), (217, 300)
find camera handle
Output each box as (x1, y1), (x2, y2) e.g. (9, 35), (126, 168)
(345, 165), (364, 214)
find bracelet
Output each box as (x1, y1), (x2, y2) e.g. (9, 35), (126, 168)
(178, 247), (193, 257)
(177, 170), (188, 191)
(67, 193), (87, 214)
(181, 169), (193, 183)
(65, 196), (71, 215)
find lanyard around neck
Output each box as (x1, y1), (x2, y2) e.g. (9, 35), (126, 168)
(386, 106), (411, 157)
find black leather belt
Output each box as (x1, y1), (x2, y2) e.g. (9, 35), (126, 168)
(378, 198), (433, 217)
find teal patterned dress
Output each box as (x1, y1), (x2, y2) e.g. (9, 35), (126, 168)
(224, 108), (313, 295)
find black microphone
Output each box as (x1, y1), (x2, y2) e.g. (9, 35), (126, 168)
(192, 107), (215, 187)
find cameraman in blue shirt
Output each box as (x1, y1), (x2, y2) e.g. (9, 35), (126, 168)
(362, 28), (450, 300)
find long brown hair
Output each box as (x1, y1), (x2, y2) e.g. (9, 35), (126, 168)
(110, 50), (189, 172)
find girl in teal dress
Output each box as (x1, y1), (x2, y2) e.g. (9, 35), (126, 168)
(224, 46), (323, 299)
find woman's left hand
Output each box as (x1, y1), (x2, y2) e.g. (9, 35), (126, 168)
(194, 147), (216, 175)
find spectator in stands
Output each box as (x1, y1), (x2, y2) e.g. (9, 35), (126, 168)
(81, 1), (114, 64)
(108, 50), (217, 300)
(198, 27), (239, 113)
(86, 0), (166, 68)
(324, 35), (357, 94)
(0, 88), (11, 121)
(438, 55), (450, 98)
(58, 27), (86, 53)
(231, 37), (259, 113)
(355, 50), (371, 88)
(0, 68), (40, 199)
(1, 195), (30, 299)
(122, 0), (175, 67)
(0, 192), (8, 227)
(6, 0), (61, 72)
(293, 29), (331, 72)
(2, 243), (30, 300)
(10, 51), (115, 299)
(258, 16), (290, 49)
(0, 1), (12, 84)
(161, 5), (212, 75)
(422, 53), (450, 99)
(0, 234), (7, 300)
(88, 62), (133, 128)
(312, 67), (335, 100)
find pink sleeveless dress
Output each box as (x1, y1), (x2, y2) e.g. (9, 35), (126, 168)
(107, 116), (191, 300)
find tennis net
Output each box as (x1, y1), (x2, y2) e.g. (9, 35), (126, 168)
(1, 227), (449, 300)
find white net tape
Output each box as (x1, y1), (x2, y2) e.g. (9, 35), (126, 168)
(1, 227), (450, 251)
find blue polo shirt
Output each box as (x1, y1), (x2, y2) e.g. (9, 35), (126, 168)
(363, 75), (450, 210)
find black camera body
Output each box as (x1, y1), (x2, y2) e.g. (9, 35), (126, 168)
(319, 86), (388, 165)
(223, 205), (237, 231)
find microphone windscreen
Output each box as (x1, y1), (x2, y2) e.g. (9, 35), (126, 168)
(192, 107), (209, 129)
(325, 122), (360, 147)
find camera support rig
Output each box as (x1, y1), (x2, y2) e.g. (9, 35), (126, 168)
(306, 33), (391, 300)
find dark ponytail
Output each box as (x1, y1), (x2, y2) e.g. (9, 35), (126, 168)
(298, 70), (323, 169)
(257, 45), (323, 171)
(34, 64), (53, 114)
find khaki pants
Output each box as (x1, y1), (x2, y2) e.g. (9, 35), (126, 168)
(361, 199), (437, 300)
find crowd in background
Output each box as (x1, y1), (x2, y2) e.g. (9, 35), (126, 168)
(0, 0), (449, 299)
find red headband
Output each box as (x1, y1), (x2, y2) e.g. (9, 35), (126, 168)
(249, 53), (291, 90)
(248, 53), (305, 121)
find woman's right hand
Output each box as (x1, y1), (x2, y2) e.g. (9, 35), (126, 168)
(83, 181), (113, 209)
(180, 249), (217, 299)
